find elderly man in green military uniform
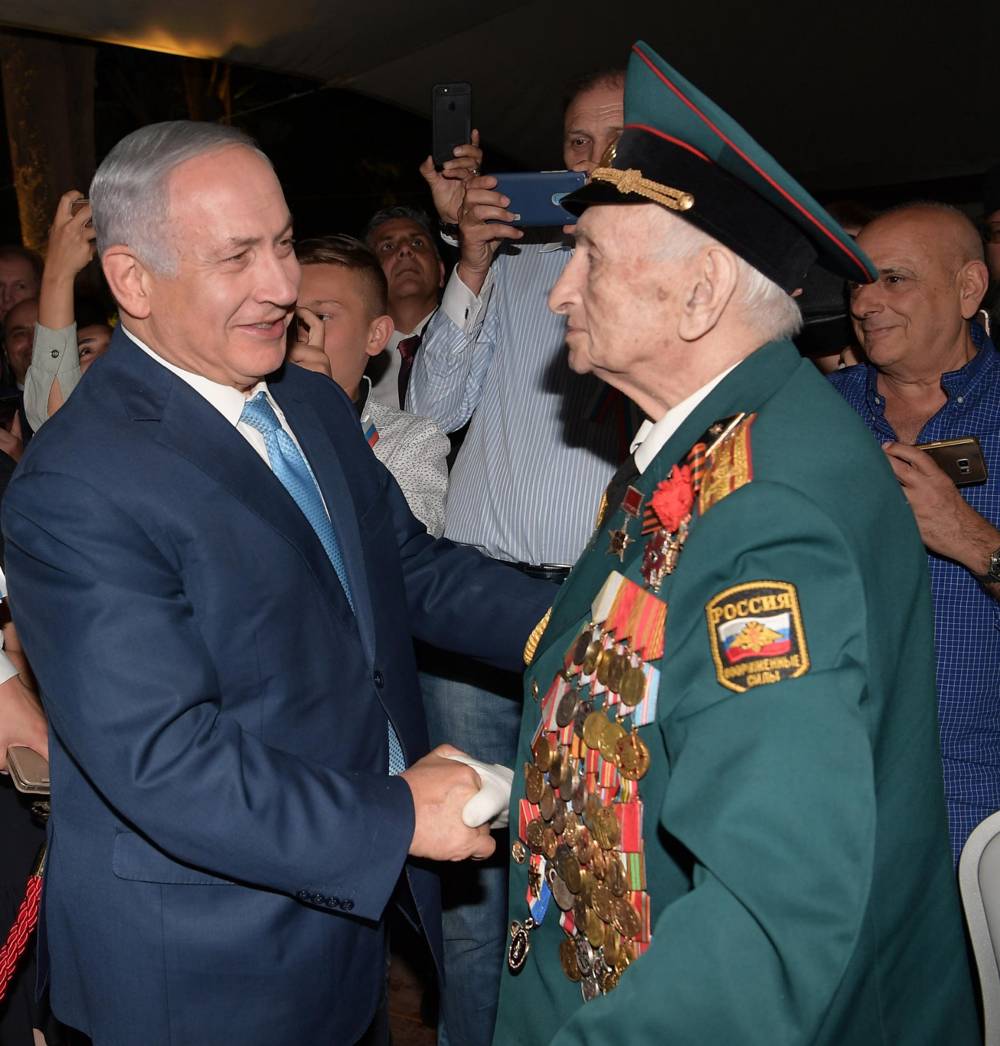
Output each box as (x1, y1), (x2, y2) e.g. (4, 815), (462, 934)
(492, 40), (979, 1046)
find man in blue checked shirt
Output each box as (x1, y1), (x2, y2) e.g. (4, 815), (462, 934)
(830, 201), (997, 863)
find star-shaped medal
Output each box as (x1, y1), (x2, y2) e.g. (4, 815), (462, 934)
(608, 527), (631, 561)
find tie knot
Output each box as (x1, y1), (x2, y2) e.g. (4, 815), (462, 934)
(240, 391), (281, 436)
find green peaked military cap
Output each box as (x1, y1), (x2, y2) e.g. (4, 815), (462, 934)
(562, 40), (877, 293)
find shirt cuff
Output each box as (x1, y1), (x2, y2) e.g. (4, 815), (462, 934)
(31, 322), (77, 375)
(441, 267), (494, 333)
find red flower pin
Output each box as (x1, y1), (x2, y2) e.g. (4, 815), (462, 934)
(650, 465), (694, 532)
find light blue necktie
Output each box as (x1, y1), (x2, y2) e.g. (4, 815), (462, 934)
(240, 392), (405, 775)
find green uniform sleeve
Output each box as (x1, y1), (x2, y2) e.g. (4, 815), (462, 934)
(551, 481), (876, 1045)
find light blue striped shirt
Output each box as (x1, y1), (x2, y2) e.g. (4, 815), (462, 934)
(407, 241), (621, 564)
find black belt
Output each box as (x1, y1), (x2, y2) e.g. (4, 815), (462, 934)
(508, 562), (572, 583)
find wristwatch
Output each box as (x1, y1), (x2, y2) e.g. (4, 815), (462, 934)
(985, 547), (1000, 584)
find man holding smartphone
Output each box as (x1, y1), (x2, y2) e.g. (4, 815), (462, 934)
(830, 202), (1000, 862)
(409, 70), (625, 1046)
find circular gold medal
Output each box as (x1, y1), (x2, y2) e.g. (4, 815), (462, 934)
(574, 895), (589, 930)
(616, 938), (634, 974)
(525, 818), (545, 854)
(511, 840), (527, 864)
(560, 851), (582, 894)
(532, 735), (553, 772)
(584, 907), (605, 949)
(563, 811), (580, 845)
(603, 930), (620, 968)
(542, 826), (558, 861)
(603, 967), (620, 993)
(595, 647), (614, 687)
(571, 781), (587, 815)
(599, 720), (627, 763)
(614, 897), (641, 939)
(559, 755), (575, 799)
(591, 882), (614, 922)
(551, 799), (567, 836)
(590, 847), (608, 880)
(597, 807), (620, 850)
(606, 854), (627, 897)
(525, 763), (545, 804)
(583, 711), (606, 751)
(560, 937), (581, 981)
(619, 664), (646, 707)
(616, 730), (651, 781)
(606, 651), (627, 694)
(539, 783), (556, 821)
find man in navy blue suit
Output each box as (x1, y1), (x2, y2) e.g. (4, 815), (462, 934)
(1, 122), (552, 1046)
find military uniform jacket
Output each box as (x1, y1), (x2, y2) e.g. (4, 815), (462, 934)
(492, 341), (978, 1045)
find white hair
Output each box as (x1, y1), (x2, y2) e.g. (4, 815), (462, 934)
(654, 215), (803, 341)
(90, 121), (267, 275)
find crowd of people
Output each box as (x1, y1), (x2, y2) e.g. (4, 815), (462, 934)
(0, 35), (999, 1046)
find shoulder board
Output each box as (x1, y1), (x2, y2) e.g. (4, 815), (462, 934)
(697, 413), (756, 516)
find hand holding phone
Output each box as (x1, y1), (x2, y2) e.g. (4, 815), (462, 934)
(916, 436), (988, 487)
(489, 171), (586, 228)
(6, 745), (49, 794)
(432, 83), (472, 171)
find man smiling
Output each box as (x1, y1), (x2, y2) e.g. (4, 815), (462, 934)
(831, 202), (999, 862)
(1, 121), (551, 1046)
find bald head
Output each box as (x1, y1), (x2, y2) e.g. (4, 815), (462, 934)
(851, 202), (990, 375)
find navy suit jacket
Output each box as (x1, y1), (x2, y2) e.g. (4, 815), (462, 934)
(2, 328), (550, 1046)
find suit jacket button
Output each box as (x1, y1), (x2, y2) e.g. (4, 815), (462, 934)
(342, 899), (354, 912)
(373, 669), (384, 688)
(295, 889), (309, 901)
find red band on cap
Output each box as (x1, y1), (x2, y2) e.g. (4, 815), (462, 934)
(632, 43), (869, 279)
(625, 123), (711, 164)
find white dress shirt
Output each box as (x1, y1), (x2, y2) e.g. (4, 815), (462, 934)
(630, 364), (739, 474)
(368, 309), (436, 408)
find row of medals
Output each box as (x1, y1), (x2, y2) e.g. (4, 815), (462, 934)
(511, 624), (651, 1001)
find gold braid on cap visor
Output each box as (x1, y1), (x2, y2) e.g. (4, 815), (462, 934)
(588, 167), (695, 212)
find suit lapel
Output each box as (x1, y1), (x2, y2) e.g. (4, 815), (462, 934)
(269, 382), (377, 668)
(110, 335), (359, 638)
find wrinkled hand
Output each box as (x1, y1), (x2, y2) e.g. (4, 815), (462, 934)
(402, 744), (496, 861)
(420, 130), (484, 225)
(46, 190), (96, 280)
(883, 441), (998, 569)
(286, 307), (332, 379)
(0, 674), (48, 772)
(455, 174), (523, 293)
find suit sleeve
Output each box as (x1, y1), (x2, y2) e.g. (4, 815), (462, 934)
(552, 481), (877, 1045)
(2, 467), (414, 922)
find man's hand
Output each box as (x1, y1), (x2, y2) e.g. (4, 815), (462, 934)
(402, 744), (496, 861)
(0, 673), (48, 772)
(884, 441), (1000, 573)
(455, 174), (524, 296)
(40, 190), (97, 331)
(286, 307), (333, 379)
(420, 130), (485, 226)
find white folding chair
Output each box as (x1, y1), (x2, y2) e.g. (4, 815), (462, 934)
(959, 809), (1000, 1044)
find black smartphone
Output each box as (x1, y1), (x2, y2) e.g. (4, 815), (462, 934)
(917, 436), (988, 487)
(432, 82), (472, 170)
(490, 171), (587, 227)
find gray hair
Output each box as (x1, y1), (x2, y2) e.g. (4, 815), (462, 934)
(363, 205), (438, 251)
(90, 121), (266, 275)
(655, 217), (802, 341)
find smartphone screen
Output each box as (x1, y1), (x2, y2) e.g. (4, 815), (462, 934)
(432, 83), (472, 170)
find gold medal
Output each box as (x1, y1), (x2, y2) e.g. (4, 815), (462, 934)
(539, 783), (556, 821)
(542, 826), (558, 861)
(507, 918), (534, 973)
(614, 897), (641, 939)
(606, 651), (627, 694)
(525, 818), (546, 854)
(599, 720), (627, 764)
(551, 799), (567, 836)
(583, 711), (606, 751)
(563, 811), (580, 845)
(616, 729), (651, 781)
(560, 851), (582, 894)
(590, 847), (608, 880)
(511, 841), (527, 864)
(603, 967), (621, 993)
(597, 806), (620, 850)
(585, 906), (606, 949)
(595, 647), (614, 687)
(559, 754), (576, 799)
(532, 735), (553, 772)
(571, 629), (594, 666)
(560, 937), (581, 982)
(525, 763), (545, 804)
(606, 854), (627, 897)
(619, 664), (646, 707)
(591, 882), (615, 922)
(603, 930), (621, 968)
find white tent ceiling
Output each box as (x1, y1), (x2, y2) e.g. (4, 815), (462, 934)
(2, 0), (996, 194)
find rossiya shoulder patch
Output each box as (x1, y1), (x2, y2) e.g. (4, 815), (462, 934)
(705, 580), (809, 693)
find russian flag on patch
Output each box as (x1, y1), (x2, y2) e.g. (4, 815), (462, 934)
(363, 419), (379, 448)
